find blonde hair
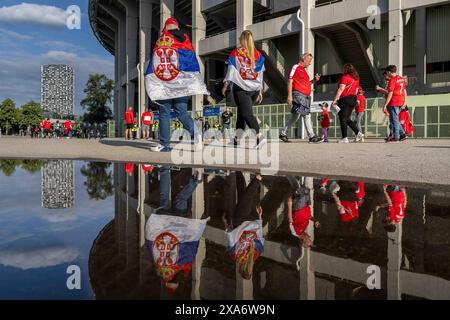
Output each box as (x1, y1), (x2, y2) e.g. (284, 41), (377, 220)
(238, 242), (255, 280)
(239, 30), (256, 69)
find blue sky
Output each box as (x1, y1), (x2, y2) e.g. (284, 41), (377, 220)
(0, 1), (114, 115)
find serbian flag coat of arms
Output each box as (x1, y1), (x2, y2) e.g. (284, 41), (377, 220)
(145, 214), (209, 287)
(145, 29), (209, 101)
(224, 47), (265, 92)
(227, 220), (264, 263)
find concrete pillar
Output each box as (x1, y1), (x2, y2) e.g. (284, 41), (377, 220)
(236, 264), (254, 300)
(119, 1), (139, 116)
(192, 0), (207, 113)
(99, 3), (126, 136)
(387, 222), (403, 300)
(160, 0), (174, 30)
(139, 0), (153, 121)
(415, 7), (427, 93)
(389, 0), (404, 75)
(299, 176), (315, 300)
(300, 0), (315, 139)
(191, 169), (206, 300)
(236, 0), (253, 43)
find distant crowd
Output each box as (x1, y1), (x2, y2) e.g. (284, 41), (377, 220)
(30, 118), (107, 139)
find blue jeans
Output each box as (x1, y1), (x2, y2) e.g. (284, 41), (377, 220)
(156, 97), (194, 148)
(159, 166), (199, 216)
(387, 106), (405, 140)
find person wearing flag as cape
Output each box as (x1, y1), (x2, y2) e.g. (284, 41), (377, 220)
(223, 172), (264, 280)
(145, 18), (209, 152)
(145, 166), (209, 295)
(222, 30), (267, 149)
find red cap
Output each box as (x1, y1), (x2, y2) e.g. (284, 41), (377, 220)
(164, 17), (179, 28)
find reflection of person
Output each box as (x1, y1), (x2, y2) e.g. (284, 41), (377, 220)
(224, 173), (264, 280)
(286, 177), (319, 248)
(124, 163), (135, 176)
(330, 181), (365, 223)
(145, 167), (208, 296)
(376, 185), (407, 232)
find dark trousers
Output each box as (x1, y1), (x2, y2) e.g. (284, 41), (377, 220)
(338, 95), (359, 138)
(233, 86), (260, 137)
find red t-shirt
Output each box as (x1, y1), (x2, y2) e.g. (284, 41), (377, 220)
(388, 191), (406, 223)
(339, 74), (359, 98)
(356, 182), (365, 201)
(142, 112), (153, 126)
(124, 163), (135, 175)
(339, 200), (359, 223)
(321, 109), (330, 128)
(125, 111), (135, 125)
(289, 64), (311, 96)
(64, 121), (72, 130)
(387, 75), (407, 107)
(291, 206), (311, 236)
(356, 94), (365, 113)
(44, 120), (52, 130)
(142, 164), (154, 173)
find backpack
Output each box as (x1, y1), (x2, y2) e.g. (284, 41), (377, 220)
(399, 108), (414, 136)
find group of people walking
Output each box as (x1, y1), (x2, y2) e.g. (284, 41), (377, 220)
(32, 119), (107, 139)
(141, 17), (411, 152)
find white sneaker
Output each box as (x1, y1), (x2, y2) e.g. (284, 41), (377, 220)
(150, 144), (171, 152)
(354, 132), (364, 143)
(338, 138), (349, 144)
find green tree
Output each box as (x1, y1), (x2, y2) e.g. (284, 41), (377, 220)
(81, 74), (114, 123)
(0, 159), (21, 176)
(80, 162), (114, 200)
(0, 98), (17, 135)
(20, 101), (43, 128)
(21, 160), (44, 174)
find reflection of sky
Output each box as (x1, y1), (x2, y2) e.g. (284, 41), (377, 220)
(0, 161), (113, 300)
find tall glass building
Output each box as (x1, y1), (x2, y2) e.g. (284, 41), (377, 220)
(41, 64), (75, 117)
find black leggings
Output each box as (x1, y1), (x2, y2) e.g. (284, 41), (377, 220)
(338, 95), (359, 138)
(233, 86), (260, 137)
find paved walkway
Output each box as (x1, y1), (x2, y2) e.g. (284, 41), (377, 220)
(1, 136), (449, 187)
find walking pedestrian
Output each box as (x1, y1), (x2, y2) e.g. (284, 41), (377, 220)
(319, 103), (331, 142)
(145, 17), (209, 152)
(222, 30), (266, 149)
(280, 53), (323, 144)
(331, 64), (363, 144)
(221, 108), (233, 141)
(355, 86), (366, 141)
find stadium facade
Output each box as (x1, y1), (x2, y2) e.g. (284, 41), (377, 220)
(89, 0), (450, 138)
(41, 64), (75, 117)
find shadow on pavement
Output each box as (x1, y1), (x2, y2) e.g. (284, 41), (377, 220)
(99, 139), (157, 151)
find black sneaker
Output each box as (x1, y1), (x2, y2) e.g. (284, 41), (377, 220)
(309, 136), (324, 144)
(279, 134), (290, 143)
(399, 134), (408, 141)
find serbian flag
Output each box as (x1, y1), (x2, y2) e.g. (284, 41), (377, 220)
(145, 214), (209, 288)
(227, 220), (264, 263)
(224, 47), (265, 92)
(145, 29), (209, 101)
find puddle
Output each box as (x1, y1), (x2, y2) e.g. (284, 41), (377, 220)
(0, 159), (449, 300)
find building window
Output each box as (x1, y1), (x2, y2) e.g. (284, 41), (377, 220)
(427, 61), (450, 74)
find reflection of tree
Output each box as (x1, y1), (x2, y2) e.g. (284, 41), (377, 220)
(0, 159), (21, 176)
(21, 160), (44, 174)
(80, 162), (114, 200)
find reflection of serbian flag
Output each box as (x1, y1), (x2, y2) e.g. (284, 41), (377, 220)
(145, 29), (209, 101)
(224, 47), (265, 92)
(227, 220), (264, 263)
(145, 214), (209, 287)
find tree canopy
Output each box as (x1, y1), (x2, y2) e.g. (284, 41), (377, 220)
(80, 74), (114, 123)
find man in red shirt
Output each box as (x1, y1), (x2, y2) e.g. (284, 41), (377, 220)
(141, 108), (154, 140)
(280, 53), (323, 144)
(124, 107), (135, 140)
(376, 185), (407, 232)
(383, 65), (407, 142)
(64, 119), (73, 139)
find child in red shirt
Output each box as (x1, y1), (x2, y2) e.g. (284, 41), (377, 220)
(319, 103), (330, 142)
(355, 87), (365, 142)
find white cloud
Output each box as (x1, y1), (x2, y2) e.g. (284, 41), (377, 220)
(0, 3), (67, 27)
(0, 27), (32, 41)
(0, 247), (80, 270)
(42, 50), (78, 62)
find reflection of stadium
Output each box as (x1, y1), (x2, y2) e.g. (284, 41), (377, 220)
(41, 160), (75, 209)
(88, 164), (450, 300)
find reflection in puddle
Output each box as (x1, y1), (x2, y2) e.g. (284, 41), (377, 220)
(1, 159), (450, 300)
